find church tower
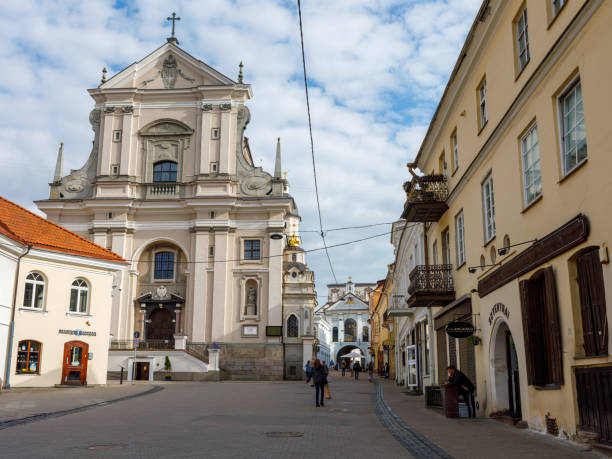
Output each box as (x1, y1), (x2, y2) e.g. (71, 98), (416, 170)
(36, 34), (310, 380)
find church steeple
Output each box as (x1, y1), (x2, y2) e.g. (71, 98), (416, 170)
(53, 142), (64, 183)
(274, 137), (282, 178)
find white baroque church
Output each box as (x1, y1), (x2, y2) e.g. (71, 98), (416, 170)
(35, 36), (316, 380)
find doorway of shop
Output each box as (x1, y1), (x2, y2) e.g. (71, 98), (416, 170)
(491, 321), (521, 419)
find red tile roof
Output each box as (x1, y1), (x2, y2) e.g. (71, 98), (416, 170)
(0, 197), (126, 263)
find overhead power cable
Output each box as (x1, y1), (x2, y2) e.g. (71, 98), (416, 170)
(299, 221), (397, 234)
(296, 0), (338, 284)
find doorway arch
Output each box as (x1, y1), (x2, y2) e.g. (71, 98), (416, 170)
(490, 320), (522, 418)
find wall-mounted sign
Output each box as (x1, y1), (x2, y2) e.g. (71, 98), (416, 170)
(242, 325), (258, 337)
(134, 331), (140, 339)
(488, 302), (510, 325)
(266, 326), (282, 337)
(58, 329), (96, 337)
(445, 322), (475, 338)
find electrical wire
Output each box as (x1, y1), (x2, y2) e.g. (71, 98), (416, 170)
(299, 221), (397, 234)
(297, 0), (338, 284)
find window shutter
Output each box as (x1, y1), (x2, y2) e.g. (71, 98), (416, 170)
(542, 267), (563, 385)
(577, 249), (608, 356)
(519, 279), (538, 385)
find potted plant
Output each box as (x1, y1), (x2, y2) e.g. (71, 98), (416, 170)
(164, 356), (172, 381)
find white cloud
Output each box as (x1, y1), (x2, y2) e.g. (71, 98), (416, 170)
(0, 0), (480, 291)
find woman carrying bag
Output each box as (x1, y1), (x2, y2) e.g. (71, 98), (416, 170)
(312, 359), (328, 407)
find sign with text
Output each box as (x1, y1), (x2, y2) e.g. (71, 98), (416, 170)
(266, 326), (282, 337)
(445, 322), (475, 339)
(58, 329), (96, 337)
(488, 302), (510, 325)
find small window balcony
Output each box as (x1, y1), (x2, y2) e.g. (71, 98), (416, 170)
(406, 264), (455, 308)
(401, 175), (448, 222)
(146, 183), (182, 198)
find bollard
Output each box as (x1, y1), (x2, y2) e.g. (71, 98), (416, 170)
(120, 366), (124, 384)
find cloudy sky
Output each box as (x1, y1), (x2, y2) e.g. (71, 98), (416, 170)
(0, 0), (481, 297)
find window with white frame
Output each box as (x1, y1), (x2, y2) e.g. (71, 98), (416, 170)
(478, 78), (488, 128)
(441, 228), (451, 265)
(69, 279), (89, 314)
(552, 0), (566, 18)
(451, 130), (458, 171)
(560, 79), (587, 175)
(244, 240), (261, 261)
(521, 124), (542, 205)
(23, 272), (45, 309)
(455, 211), (466, 267)
(482, 174), (496, 243)
(516, 7), (530, 72)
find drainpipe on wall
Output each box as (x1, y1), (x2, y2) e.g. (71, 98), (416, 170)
(4, 244), (31, 389)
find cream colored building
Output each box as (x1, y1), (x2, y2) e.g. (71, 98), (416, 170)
(0, 197), (125, 387)
(400, 0), (612, 444)
(35, 38), (314, 380)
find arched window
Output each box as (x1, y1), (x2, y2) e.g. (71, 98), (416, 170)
(344, 318), (356, 342)
(70, 279), (89, 313)
(23, 272), (45, 309)
(16, 340), (41, 374)
(287, 315), (299, 337)
(332, 327), (338, 342)
(153, 161), (177, 183)
(154, 251), (175, 279)
(362, 326), (369, 342)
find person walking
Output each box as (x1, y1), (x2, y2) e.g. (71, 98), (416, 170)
(367, 362), (374, 382)
(341, 361), (346, 377)
(353, 361), (361, 380)
(312, 359), (328, 407)
(304, 360), (312, 383)
(445, 365), (476, 418)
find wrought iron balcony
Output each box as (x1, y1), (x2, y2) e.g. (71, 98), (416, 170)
(406, 264), (455, 308)
(401, 175), (448, 222)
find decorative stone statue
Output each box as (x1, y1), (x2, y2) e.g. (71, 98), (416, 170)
(246, 286), (257, 315)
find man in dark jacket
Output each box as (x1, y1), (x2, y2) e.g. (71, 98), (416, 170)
(446, 365), (476, 417)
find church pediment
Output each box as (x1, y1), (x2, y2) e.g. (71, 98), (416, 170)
(100, 43), (235, 90)
(321, 293), (368, 312)
(139, 119), (194, 136)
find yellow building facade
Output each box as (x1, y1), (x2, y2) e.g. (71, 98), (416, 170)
(402, 0), (612, 443)
(370, 274), (396, 379)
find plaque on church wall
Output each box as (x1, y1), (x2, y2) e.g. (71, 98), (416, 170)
(242, 325), (258, 337)
(266, 326), (282, 337)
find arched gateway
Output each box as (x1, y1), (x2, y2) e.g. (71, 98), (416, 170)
(490, 320), (522, 419)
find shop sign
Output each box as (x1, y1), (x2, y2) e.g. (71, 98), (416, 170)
(488, 302), (510, 325)
(58, 329), (96, 337)
(445, 322), (475, 338)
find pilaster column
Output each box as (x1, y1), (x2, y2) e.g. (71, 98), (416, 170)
(267, 236), (283, 339)
(119, 107), (133, 176)
(211, 230), (229, 342)
(199, 106), (212, 175)
(99, 108), (115, 176)
(218, 106), (233, 174)
(191, 230), (209, 341)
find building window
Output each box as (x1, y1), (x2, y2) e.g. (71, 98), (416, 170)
(552, 0), (567, 18)
(211, 128), (220, 139)
(210, 162), (218, 173)
(332, 327), (338, 342)
(519, 267), (563, 386)
(455, 211), (466, 267)
(560, 80), (587, 175)
(482, 174), (496, 243)
(441, 228), (451, 265)
(432, 240), (439, 265)
(209, 246), (214, 258)
(438, 151), (447, 176)
(244, 240), (261, 261)
(69, 279), (89, 314)
(153, 161), (177, 183)
(287, 315), (299, 337)
(521, 124), (542, 206)
(576, 248), (608, 356)
(344, 319), (356, 342)
(23, 272), (45, 309)
(113, 130), (122, 142)
(478, 78), (487, 129)
(362, 326), (369, 342)
(16, 340), (41, 374)
(451, 129), (458, 171)
(516, 7), (530, 72)
(154, 251), (175, 279)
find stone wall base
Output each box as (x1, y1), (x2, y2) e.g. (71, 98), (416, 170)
(107, 371), (220, 382)
(219, 343), (284, 380)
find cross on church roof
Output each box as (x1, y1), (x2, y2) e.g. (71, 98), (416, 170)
(166, 12), (181, 44)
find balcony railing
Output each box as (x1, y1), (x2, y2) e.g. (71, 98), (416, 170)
(406, 264), (455, 308)
(110, 339), (174, 350)
(147, 183), (181, 198)
(401, 175), (448, 222)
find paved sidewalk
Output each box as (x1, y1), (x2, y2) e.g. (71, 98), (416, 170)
(0, 383), (155, 423)
(377, 378), (600, 459)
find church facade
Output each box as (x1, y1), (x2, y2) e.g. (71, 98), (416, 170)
(35, 39), (315, 380)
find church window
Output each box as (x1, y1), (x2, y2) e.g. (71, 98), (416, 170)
(16, 340), (41, 374)
(211, 128), (220, 139)
(23, 272), (45, 309)
(362, 326), (369, 342)
(210, 162), (218, 173)
(153, 161), (178, 183)
(332, 327), (338, 342)
(344, 319), (357, 342)
(291, 272), (297, 278)
(113, 130), (122, 142)
(244, 240), (261, 261)
(287, 315), (299, 337)
(111, 165), (119, 175)
(209, 246), (214, 258)
(292, 254), (297, 262)
(154, 252), (175, 279)
(210, 211), (215, 219)
(69, 279), (89, 314)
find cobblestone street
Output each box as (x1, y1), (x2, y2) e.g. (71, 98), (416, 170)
(0, 375), (600, 458)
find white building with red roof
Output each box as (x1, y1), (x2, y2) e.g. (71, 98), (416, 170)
(0, 197), (126, 387)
